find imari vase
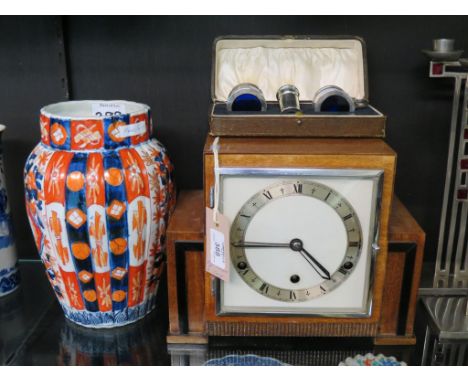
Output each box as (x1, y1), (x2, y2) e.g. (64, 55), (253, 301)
(24, 101), (175, 328)
(0, 124), (19, 297)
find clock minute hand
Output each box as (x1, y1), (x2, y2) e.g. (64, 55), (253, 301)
(289, 238), (331, 280)
(232, 241), (290, 248)
(299, 248), (331, 280)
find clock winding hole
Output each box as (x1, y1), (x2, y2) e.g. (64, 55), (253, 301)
(290, 274), (300, 283)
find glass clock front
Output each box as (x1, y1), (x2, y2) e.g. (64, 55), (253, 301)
(218, 168), (382, 316)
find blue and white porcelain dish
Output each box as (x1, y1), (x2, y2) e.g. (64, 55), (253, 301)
(339, 353), (406, 366)
(204, 354), (286, 366)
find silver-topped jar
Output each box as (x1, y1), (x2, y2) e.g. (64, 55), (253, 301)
(276, 84), (300, 113)
(226, 83), (267, 112)
(313, 85), (355, 113)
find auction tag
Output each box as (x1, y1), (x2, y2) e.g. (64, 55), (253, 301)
(92, 102), (126, 117)
(205, 207), (230, 281)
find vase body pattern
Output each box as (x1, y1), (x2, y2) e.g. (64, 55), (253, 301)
(24, 101), (175, 328)
(0, 126), (19, 297)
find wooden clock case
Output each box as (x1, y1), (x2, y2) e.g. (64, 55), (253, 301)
(204, 136), (395, 337)
(166, 136), (425, 346)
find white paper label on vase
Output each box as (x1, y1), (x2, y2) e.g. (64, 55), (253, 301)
(92, 102), (127, 117)
(112, 121), (147, 138)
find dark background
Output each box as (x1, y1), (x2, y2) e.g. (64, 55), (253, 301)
(0, 16), (467, 264)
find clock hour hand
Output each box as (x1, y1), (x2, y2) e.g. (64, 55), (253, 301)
(289, 239), (331, 280)
(232, 241), (290, 248)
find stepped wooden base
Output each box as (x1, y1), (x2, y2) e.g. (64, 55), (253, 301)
(166, 190), (425, 346)
(167, 334), (209, 345)
(374, 335), (417, 346)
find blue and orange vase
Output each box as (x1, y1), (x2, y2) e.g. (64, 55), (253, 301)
(24, 101), (175, 328)
(0, 124), (19, 297)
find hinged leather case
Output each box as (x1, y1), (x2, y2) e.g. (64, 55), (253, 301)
(210, 35), (386, 137)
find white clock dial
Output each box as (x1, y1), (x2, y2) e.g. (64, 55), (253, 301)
(218, 168), (381, 316)
(230, 180), (362, 302)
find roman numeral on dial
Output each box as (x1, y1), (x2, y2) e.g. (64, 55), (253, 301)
(263, 191), (273, 200)
(294, 183), (303, 193)
(259, 283), (269, 294)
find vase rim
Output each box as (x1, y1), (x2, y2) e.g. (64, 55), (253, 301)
(39, 100), (153, 150)
(40, 100), (150, 120)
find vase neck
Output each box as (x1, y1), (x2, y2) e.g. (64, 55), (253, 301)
(39, 101), (152, 151)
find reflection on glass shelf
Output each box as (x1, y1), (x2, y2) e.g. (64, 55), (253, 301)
(11, 301), (170, 365)
(168, 336), (415, 366)
(57, 314), (168, 366)
(4, 260), (468, 366)
(423, 296), (468, 339)
(419, 294), (468, 365)
(10, 278), (170, 366)
(0, 260), (55, 365)
(421, 327), (468, 366)
(0, 286), (27, 364)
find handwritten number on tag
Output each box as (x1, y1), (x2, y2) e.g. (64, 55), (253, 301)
(210, 228), (226, 269)
(205, 207), (230, 281)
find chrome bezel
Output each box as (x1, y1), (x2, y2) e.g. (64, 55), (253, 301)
(215, 167), (383, 318)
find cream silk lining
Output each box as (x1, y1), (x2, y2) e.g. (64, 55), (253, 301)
(215, 47), (365, 101)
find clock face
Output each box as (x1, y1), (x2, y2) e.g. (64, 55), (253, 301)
(218, 168), (382, 316)
(230, 180), (362, 303)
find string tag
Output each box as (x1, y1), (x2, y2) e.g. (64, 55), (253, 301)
(205, 137), (230, 281)
(206, 207), (230, 281)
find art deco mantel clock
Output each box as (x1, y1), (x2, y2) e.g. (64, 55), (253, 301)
(166, 36), (425, 346)
(203, 136), (395, 338)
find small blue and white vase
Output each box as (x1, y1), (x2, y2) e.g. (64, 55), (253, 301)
(0, 124), (19, 297)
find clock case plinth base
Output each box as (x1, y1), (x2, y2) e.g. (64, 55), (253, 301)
(206, 321), (378, 337)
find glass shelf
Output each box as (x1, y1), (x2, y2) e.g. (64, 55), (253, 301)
(1, 261), (467, 366)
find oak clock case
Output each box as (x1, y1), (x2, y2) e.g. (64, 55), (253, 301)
(202, 136), (397, 339)
(217, 168), (382, 316)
